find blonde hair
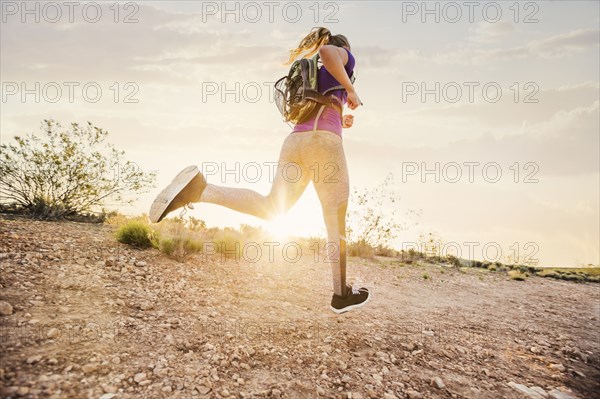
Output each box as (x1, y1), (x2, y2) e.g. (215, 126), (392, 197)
(285, 27), (351, 65)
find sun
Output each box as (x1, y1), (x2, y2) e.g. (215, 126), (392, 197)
(261, 208), (320, 242)
(260, 190), (326, 242)
(263, 215), (292, 241)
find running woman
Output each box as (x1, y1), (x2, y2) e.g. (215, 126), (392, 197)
(149, 27), (370, 314)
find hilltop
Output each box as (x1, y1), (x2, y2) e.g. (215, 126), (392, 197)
(0, 214), (598, 399)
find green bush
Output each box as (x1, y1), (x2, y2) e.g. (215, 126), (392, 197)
(346, 174), (407, 250)
(374, 245), (398, 257)
(536, 270), (559, 279)
(348, 239), (375, 258)
(212, 228), (243, 259)
(508, 270), (526, 281)
(158, 237), (176, 256)
(562, 274), (584, 282)
(154, 228), (203, 261)
(398, 248), (424, 264)
(116, 221), (154, 248)
(472, 260), (483, 268)
(0, 119), (156, 219)
(28, 196), (67, 220)
(446, 254), (462, 267)
(158, 235), (204, 261)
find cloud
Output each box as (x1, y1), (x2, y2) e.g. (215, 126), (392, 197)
(404, 82), (600, 129)
(0, 4), (288, 84)
(469, 21), (515, 44)
(437, 28), (599, 65)
(531, 28), (600, 57)
(345, 99), (599, 178)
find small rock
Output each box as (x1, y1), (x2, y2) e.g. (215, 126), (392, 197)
(406, 390), (423, 399)
(431, 377), (445, 389)
(103, 385), (118, 393)
(135, 261), (147, 267)
(507, 382), (545, 399)
(26, 355), (42, 364)
(548, 389), (580, 399)
(383, 393), (398, 399)
(0, 301), (13, 316)
(134, 372), (147, 383)
(195, 385), (210, 394)
(47, 328), (59, 339)
(530, 386), (549, 398)
(111, 356), (121, 364)
(572, 369), (586, 378)
(549, 363), (566, 372)
(272, 388), (282, 397)
(99, 394), (116, 399)
(82, 363), (99, 373)
(154, 366), (169, 377)
(372, 373), (383, 385)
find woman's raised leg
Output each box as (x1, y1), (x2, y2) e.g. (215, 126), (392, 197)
(198, 133), (310, 221)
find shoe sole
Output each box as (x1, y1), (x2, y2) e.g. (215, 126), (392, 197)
(149, 165), (200, 223)
(329, 291), (371, 314)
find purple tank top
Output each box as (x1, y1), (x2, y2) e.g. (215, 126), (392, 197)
(292, 48), (355, 137)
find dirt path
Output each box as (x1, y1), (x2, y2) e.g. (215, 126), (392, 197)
(1, 215), (598, 399)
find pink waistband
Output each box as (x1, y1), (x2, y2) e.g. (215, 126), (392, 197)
(292, 105), (342, 137)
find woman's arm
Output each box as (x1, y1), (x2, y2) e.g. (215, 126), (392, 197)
(318, 45), (362, 110)
(318, 45), (353, 91)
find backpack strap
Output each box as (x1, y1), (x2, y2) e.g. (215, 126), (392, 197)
(313, 104), (327, 130)
(322, 71), (356, 95)
(306, 53), (354, 124)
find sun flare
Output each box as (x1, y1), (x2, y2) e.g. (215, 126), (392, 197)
(264, 216), (292, 241)
(261, 195), (325, 242)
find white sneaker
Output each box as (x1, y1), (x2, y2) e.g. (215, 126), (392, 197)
(148, 165), (206, 223)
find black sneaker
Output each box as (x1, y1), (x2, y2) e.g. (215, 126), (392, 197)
(330, 285), (370, 314)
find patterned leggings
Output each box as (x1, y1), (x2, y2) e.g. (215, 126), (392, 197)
(198, 130), (350, 296)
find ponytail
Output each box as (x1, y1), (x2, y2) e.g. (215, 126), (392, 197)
(284, 27), (331, 65)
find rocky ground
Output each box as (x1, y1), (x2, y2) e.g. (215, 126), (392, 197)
(0, 214), (598, 399)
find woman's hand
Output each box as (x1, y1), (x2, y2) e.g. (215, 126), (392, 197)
(342, 114), (354, 129)
(346, 90), (362, 110)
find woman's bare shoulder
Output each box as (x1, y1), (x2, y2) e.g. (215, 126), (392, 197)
(318, 45), (349, 65)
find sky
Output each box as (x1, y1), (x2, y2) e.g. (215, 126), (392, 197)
(1, 1), (599, 267)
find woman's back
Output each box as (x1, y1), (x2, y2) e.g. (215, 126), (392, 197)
(292, 48), (355, 137)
